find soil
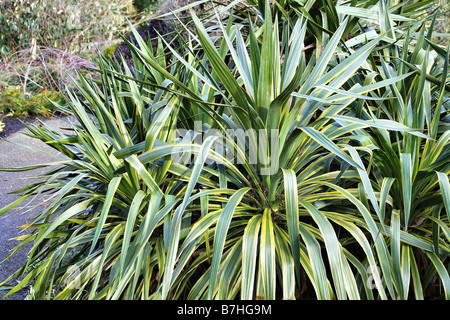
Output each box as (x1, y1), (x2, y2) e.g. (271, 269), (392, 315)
(0, 114), (49, 139)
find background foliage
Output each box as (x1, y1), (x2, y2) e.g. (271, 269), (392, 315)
(0, 85), (65, 116)
(0, 0), (141, 54)
(0, 0), (160, 119)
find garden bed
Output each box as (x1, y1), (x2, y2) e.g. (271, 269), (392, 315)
(0, 114), (47, 139)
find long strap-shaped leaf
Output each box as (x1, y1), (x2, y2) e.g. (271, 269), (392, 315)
(282, 168), (301, 285)
(346, 146), (382, 224)
(125, 155), (163, 196)
(144, 96), (176, 153)
(257, 1), (274, 123)
(89, 176), (122, 255)
(119, 190), (146, 277)
(437, 172), (450, 223)
(299, 199), (360, 300)
(400, 153), (412, 230)
(308, 180), (396, 297)
(161, 135), (218, 299)
(297, 222), (331, 299)
(273, 225), (295, 300)
(327, 214), (387, 299)
(241, 215), (262, 300)
(390, 211), (405, 299)
(299, 18), (348, 94)
(426, 251), (450, 300)
(122, 21), (228, 131)
(301, 127), (362, 170)
(32, 197), (93, 250)
(258, 208), (276, 300)
(207, 187), (251, 299)
(190, 9), (253, 130)
(332, 115), (429, 140)
(88, 223), (125, 299)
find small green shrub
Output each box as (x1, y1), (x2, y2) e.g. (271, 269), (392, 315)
(0, 85), (65, 116)
(104, 42), (121, 60)
(133, 0), (160, 12)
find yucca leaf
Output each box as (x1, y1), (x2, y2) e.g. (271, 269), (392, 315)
(241, 215), (262, 300)
(327, 213), (386, 299)
(380, 177), (395, 223)
(217, 240), (243, 299)
(162, 135), (218, 299)
(0, 193), (32, 218)
(331, 115), (430, 139)
(180, 209), (221, 253)
(298, 223), (331, 299)
(422, 132), (450, 169)
(281, 18), (305, 86)
(258, 208), (276, 300)
(257, 1), (274, 122)
(248, 20), (260, 95)
(409, 246), (424, 299)
(309, 180), (396, 297)
(125, 155), (163, 196)
(401, 153), (412, 230)
(273, 225), (295, 300)
(437, 172), (450, 222)
(282, 168), (301, 284)
(397, 58), (450, 92)
(390, 211), (404, 299)
(122, 22), (230, 130)
(300, 127), (362, 170)
(300, 18), (348, 93)
(119, 190), (146, 277)
(346, 146), (382, 222)
(299, 199), (359, 300)
(3, 258), (51, 297)
(190, 9), (253, 128)
(89, 176), (122, 255)
(32, 197), (93, 249)
(218, 21), (254, 99)
(426, 251), (450, 299)
(144, 96), (176, 152)
(208, 187), (250, 299)
(88, 224), (125, 299)
(391, 229), (450, 256)
(317, 34), (384, 89)
(401, 244), (411, 300)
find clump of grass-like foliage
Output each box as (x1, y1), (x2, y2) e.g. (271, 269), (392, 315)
(0, 0), (449, 300)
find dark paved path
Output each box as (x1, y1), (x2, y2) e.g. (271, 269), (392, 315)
(0, 116), (71, 299)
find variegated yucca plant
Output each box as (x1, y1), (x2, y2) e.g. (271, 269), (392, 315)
(1, 0), (449, 300)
